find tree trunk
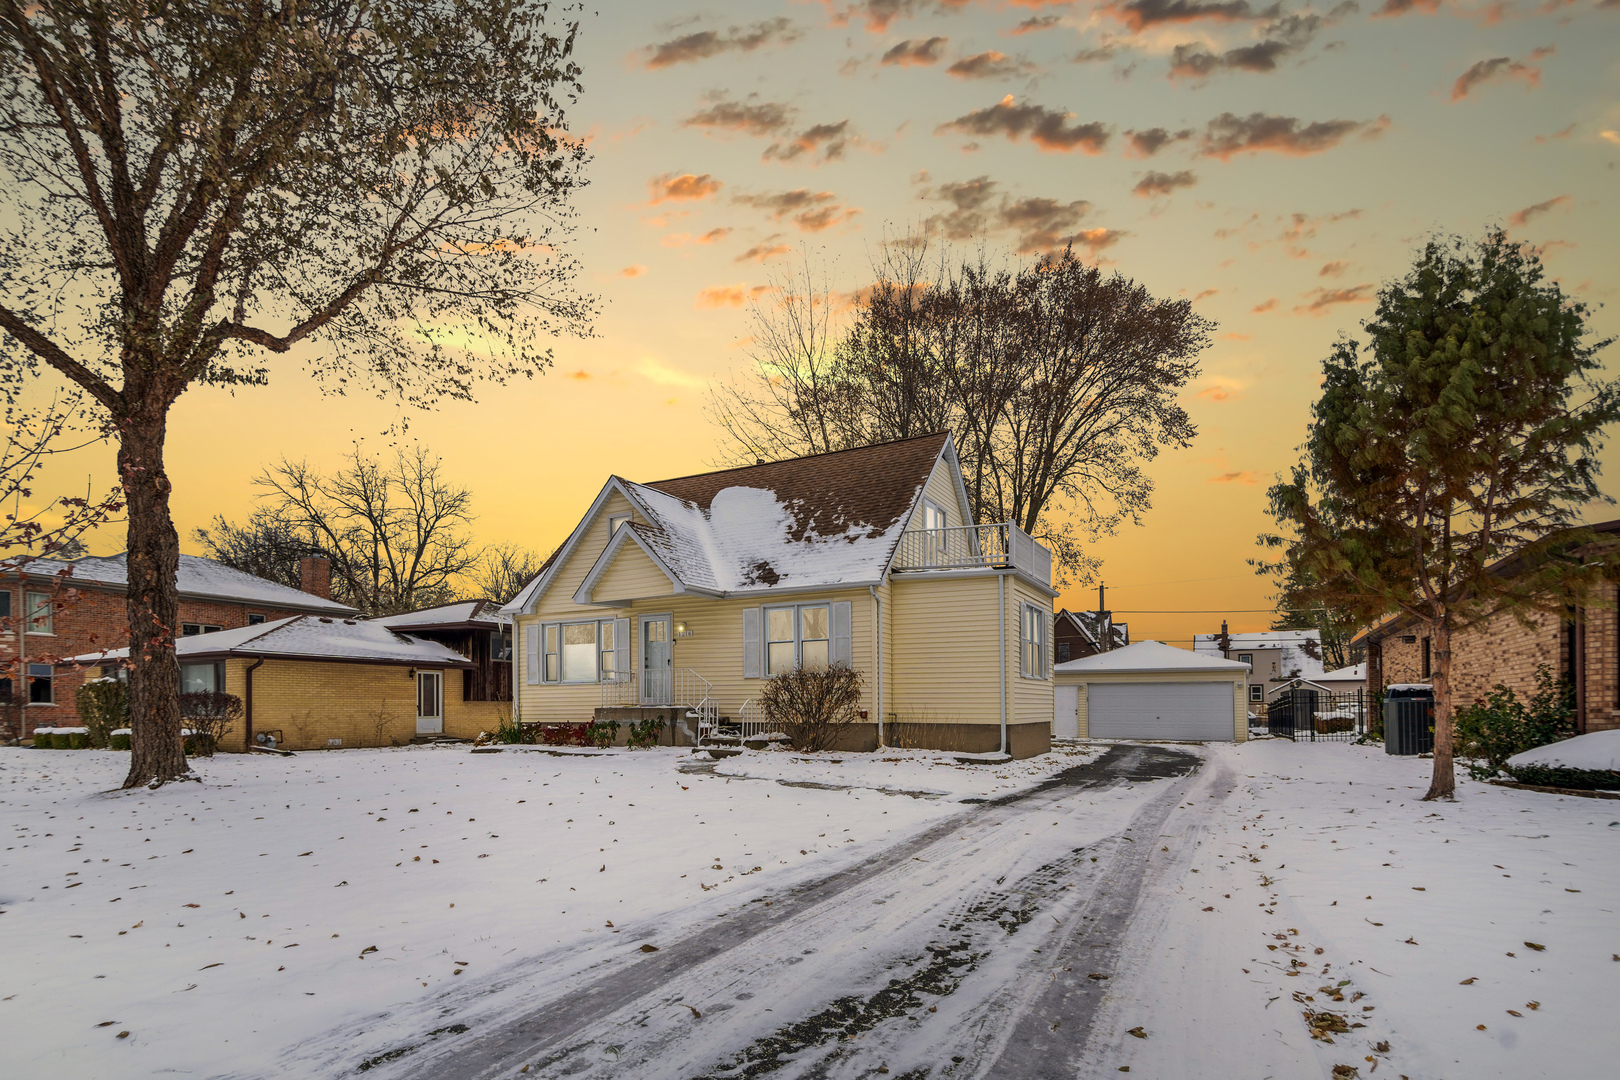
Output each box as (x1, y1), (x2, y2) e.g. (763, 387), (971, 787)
(119, 413), (190, 789)
(1423, 618), (1455, 800)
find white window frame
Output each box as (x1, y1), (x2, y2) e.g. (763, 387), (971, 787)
(921, 498), (948, 532)
(181, 662), (226, 695)
(25, 590), (52, 634)
(1237, 652), (1253, 669)
(181, 623), (223, 636)
(539, 618), (620, 684)
(607, 513), (630, 535)
(416, 669), (444, 721)
(1021, 603), (1048, 680)
(764, 602), (833, 675)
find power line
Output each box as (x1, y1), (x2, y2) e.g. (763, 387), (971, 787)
(1110, 608), (1277, 614)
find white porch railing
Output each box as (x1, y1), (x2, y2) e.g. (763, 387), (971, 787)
(674, 668), (718, 736)
(599, 672), (637, 707)
(891, 522), (1052, 586)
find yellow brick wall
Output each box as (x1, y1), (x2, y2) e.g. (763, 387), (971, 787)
(221, 659), (505, 751)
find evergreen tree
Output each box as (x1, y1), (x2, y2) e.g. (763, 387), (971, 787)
(1261, 231), (1618, 799)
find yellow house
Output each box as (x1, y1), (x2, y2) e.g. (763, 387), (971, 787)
(502, 434), (1059, 758)
(73, 615), (505, 750)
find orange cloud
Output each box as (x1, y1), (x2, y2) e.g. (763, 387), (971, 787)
(620, 265), (648, 278)
(1194, 288), (1218, 300)
(568, 369), (591, 380)
(734, 189), (860, 233)
(1451, 50), (1550, 102)
(1252, 297), (1277, 313)
(664, 227), (734, 248)
(1295, 283), (1374, 315)
(1207, 470), (1261, 485)
(1220, 332), (1251, 341)
(696, 284), (773, 309)
(736, 242), (793, 263)
(1201, 113), (1389, 160)
(649, 173), (723, 205)
(881, 37), (948, 66)
(1318, 261), (1348, 278)
(1509, 195), (1571, 227)
(938, 95), (1110, 154)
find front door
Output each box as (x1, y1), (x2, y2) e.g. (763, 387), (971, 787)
(640, 615), (673, 704)
(416, 671), (444, 735)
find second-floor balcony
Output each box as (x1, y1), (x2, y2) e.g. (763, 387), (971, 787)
(891, 522), (1052, 587)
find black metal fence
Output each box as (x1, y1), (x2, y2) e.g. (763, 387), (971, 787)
(1266, 687), (1370, 742)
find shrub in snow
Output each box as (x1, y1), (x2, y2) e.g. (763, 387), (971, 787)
(760, 664), (865, 754)
(1503, 729), (1620, 790)
(1453, 665), (1573, 780)
(627, 716), (665, 749)
(178, 691), (242, 756)
(1502, 763), (1620, 790)
(109, 730), (131, 751)
(76, 676), (129, 748)
(584, 719), (619, 749)
(540, 722), (590, 747)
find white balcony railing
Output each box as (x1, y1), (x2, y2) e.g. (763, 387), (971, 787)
(891, 522), (1052, 586)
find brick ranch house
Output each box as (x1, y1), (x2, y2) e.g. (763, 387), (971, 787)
(1, 552), (356, 739)
(1356, 518), (1620, 735)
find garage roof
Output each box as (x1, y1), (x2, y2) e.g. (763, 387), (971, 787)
(1054, 640), (1250, 675)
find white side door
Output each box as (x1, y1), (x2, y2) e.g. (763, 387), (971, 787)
(1053, 683), (1079, 740)
(416, 671), (444, 735)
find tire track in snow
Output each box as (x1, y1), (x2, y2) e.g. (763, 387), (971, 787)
(361, 744), (1204, 1080)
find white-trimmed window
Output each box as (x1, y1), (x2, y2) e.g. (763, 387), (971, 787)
(921, 498), (947, 532)
(1021, 604), (1048, 679)
(247, 613), (267, 625)
(540, 619), (620, 683)
(766, 603), (831, 675)
(608, 513), (630, 535)
(181, 662), (225, 694)
(1249, 684), (1264, 702)
(181, 623), (223, 636)
(1237, 652), (1253, 668)
(26, 591), (52, 633)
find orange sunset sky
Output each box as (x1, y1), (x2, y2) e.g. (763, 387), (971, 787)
(18, 0), (1620, 649)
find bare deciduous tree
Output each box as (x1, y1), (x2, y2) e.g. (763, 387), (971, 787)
(0, 2), (594, 786)
(470, 541), (548, 607)
(709, 238), (1212, 581)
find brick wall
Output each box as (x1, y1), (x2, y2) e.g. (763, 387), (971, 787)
(1373, 604), (1619, 734)
(1, 579), (317, 736)
(223, 658), (504, 751)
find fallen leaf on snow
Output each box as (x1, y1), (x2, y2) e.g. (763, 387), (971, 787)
(1126, 1026), (1147, 1039)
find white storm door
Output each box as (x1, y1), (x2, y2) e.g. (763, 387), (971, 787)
(416, 671), (444, 734)
(640, 615), (673, 704)
(1054, 684), (1079, 739)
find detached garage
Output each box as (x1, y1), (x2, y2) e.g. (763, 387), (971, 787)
(1054, 640), (1248, 742)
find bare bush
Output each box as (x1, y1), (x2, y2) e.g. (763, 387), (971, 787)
(178, 691), (242, 756)
(760, 666), (865, 753)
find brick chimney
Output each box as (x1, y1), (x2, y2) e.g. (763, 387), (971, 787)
(298, 554), (332, 600)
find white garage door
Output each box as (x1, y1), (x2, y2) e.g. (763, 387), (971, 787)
(1087, 681), (1234, 741)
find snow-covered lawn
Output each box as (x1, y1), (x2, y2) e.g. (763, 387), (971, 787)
(1085, 740), (1620, 1080)
(0, 742), (1094, 1078)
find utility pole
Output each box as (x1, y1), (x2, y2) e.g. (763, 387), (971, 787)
(1096, 582), (1111, 652)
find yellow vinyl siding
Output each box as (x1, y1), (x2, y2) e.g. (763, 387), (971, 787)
(592, 541), (674, 603)
(535, 490), (637, 622)
(1008, 576), (1054, 729)
(517, 588), (876, 727)
(1058, 668), (1248, 742)
(889, 575), (1003, 726)
(916, 459), (965, 528)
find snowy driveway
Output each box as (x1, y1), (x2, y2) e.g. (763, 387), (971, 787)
(377, 743), (1210, 1080)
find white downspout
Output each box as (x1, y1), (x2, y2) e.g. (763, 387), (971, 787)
(998, 572), (1008, 756)
(869, 584), (883, 747)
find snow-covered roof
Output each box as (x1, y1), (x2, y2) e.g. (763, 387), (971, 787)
(1054, 640), (1250, 675)
(68, 615), (471, 668)
(504, 434), (951, 614)
(1192, 628), (1326, 679)
(1319, 663), (1367, 682)
(1507, 729), (1620, 773)
(370, 599), (505, 630)
(8, 553), (357, 615)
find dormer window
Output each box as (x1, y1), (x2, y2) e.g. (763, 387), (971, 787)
(921, 499), (947, 532)
(608, 513), (630, 535)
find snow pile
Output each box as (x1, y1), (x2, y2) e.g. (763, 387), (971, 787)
(1506, 729), (1620, 772)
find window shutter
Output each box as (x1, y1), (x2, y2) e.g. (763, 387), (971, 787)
(831, 601), (853, 668)
(525, 624), (540, 685)
(1019, 604), (1028, 679)
(742, 607), (761, 678)
(614, 617), (630, 678)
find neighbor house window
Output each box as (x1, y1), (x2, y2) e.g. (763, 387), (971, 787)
(181, 623), (223, 636)
(1421, 638), (1431, 678)
(247, 613), (266, 625)
(1237, 652), (1253, 668)
(540, 619), (619, 683)
(26, 591), (52, 633)
(180, 663), (224, 695)
(491, 630), (512, 663)
(1249, 684), (1264, 703)
(0, 676), (11, 704)
(28, 664), (53, 704)
(766, 604), (831, 674)
(0, 590), (10, 620)
(1021, 605), (1048, 679)
(1057, 642), (1071, 664)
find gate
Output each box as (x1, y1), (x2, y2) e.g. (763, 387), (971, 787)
(1267, 687), (1368, 742)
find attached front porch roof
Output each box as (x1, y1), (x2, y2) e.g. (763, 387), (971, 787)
(504, 433), (954, 614)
